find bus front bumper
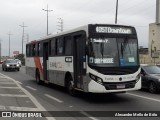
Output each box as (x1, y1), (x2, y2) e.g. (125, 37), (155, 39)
(88, 78), (141, 93)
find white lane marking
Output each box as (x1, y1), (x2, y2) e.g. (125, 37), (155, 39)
(9, 106), (39, 111)
(0, 82), (15, 84)
(0, 94), (28, 97)
(0, 105), (39, 111)
(0, 87), (20, 89)
(126, 93), (160, 103)
(0, 73), (55, 120)
(16, 81), (22, 85)
(26, 86), (37, 91)
(80, 111), (99, 120)
(0, 76), (8, 79)
(0, 80), (12, 81)
(0, 105), (6, 110)
(45, 94), (63, 103)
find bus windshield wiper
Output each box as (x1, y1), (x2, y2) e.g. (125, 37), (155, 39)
(121, 43), (124, 58)
(100, 42), (104, 59)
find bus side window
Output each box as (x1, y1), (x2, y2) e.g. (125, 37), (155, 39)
(57, 38), (64, 55)
(36, 43), (40, 56)
(32, 44), (36, 56)
(64, 36), (72, 55)
(26, 45), (30, 57)
(38, 42), (43, 57)
(29, 44), (32, 57)
(51, 39), (56, 56)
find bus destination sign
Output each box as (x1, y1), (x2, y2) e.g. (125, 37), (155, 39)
(96, 26), (132, 34)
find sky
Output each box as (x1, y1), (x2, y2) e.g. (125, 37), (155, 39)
(0, 0), (156, 56)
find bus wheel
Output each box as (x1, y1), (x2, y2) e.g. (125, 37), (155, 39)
(68, 80), (76, 96)
(36, 72), (42, 85)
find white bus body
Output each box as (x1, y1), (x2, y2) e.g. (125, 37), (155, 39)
(26, 24), (141, 95)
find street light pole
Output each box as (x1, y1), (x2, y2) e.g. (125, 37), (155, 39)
(115, 0), (119, 24)
(8, 32), (13, 57)
(0, 39), (2, 62)
(42, 4), (53, 35)
(19, 22), (27, 55)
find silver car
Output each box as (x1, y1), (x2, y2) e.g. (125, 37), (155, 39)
(15, 59), (22, 67)
(2, 59), (20, 71)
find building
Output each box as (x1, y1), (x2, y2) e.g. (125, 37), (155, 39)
(148, 0), (160, 64)
(139, 47), (151, 64)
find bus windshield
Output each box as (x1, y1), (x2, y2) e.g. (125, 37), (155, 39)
(89, 38), (138, 67)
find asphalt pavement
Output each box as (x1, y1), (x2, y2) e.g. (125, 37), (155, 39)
(0, 65), (160, 120)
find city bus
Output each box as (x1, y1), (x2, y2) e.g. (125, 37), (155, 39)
(26, 24), (141, 96)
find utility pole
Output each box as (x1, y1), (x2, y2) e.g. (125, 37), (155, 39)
(57, 18), (63, 32)
(115, 0), (119, 24)
(42, 4), (53, 35)
(8, 32), (13, 57)
(0, 39), (2, 62)
(19, 22), (27, 55)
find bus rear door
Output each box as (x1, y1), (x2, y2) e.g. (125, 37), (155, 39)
(43, 42), (49, 81)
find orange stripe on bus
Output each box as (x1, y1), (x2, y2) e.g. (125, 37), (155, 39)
(34, 56), (43, 76)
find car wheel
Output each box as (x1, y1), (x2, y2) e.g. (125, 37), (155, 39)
(17, 68), (20, 71)
(149, 82), (157, 93)
(5, 68), (7, 71)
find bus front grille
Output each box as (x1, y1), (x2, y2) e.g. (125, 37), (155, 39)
(103, 80), (136, 90)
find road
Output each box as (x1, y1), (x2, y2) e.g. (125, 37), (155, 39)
(0, 65), (160, 120)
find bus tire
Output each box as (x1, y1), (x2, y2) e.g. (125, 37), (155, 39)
(68, 80), (76, 96)
(36, 71), (42, 85)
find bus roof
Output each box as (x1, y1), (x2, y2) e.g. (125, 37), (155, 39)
(28, 24), (135, 44)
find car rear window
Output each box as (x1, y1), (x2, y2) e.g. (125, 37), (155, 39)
(6, 60), (17, 63)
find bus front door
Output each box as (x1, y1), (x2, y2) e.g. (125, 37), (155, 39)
(74, 35), (86, 89)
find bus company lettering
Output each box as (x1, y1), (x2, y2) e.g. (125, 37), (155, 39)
(94, 58), (114, 64)
(50, 62), (63, 68)
(96, 27), (132, 34)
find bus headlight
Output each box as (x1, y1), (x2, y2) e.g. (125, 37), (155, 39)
(135, 74), (140, 82)
(97, 77), (103, 85)
(89, 73), (103, 85)
(17, 64), (19, 67)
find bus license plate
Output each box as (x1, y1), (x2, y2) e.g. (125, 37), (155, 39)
(117, 84), (125, 89)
